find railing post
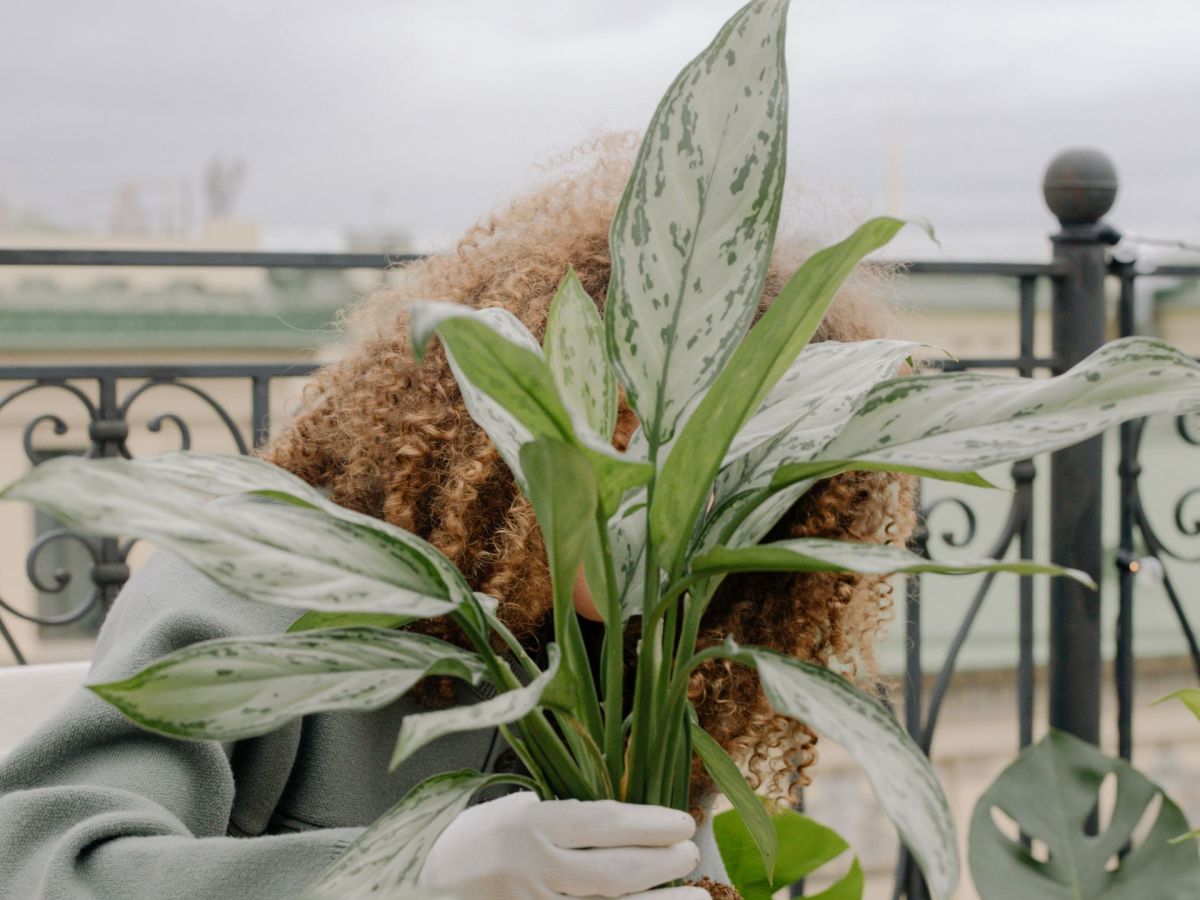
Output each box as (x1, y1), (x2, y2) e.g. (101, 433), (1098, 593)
(1043, 148), (1120, 747)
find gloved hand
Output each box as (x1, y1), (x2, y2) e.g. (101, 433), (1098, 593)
(417, 791), (708, 899)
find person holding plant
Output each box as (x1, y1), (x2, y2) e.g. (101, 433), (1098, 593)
(0, 140), (915, 900)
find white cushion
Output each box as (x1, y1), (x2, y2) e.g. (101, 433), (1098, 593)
(0, 661), (91, 760)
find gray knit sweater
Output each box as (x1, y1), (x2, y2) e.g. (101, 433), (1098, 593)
(0, 551), (510, 900)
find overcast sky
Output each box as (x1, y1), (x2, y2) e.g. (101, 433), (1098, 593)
(3, 0), (1199, 258)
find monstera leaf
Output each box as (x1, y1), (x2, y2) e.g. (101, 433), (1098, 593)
(969, 730), (1200, 899)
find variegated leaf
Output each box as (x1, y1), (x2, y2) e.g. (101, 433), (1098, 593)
(606, 0), (790, 447)
(411, 301), (571, 443)
(82, 452), (475, 607)
(703, 336), (1200, 556)
(689, 339), (943, 559)
(390, 645), (561, 771)
(306, 769), (531, 900)
(609, 487), (649, 620)
(410, 302), (541, 491)
(89, 627), (486, 740)
(652, 219), (908, 572)
(287, 611), (413, 633)
(775, 337), (1200, 488)
(1, 457), (459, 618)
(545, 267), (617, 439)
(411, 301), (651, 515)
(723, 339), (926, 465)
(720, 639), (958, 899)
(130, 450), (328, 504)
(692, 537), (1094, 587)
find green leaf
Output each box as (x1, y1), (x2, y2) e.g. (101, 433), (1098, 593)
(520, 439), (599, 600)
(1155, 688), (1200, 722)
(713, 806), (863, 900)
(1, 457), (462, 618)
(410, 301), (651, 515)
(692, 537), (1095, 589)
(305, 768), (532, 900)
(653, 218), (907, 571)
(806, 860), (864, 900)
(545, 267), (617, 439)
(390, 645), (562, 772)
(89, 627), (485, 741)
(606, 0), (791, 448)
(518, 439), (604, 735)
(413, 306), (574, 442)
(410, 303), (544, 492)
(691, 721), (778, 880)
(287, 612), (413, 633)
(968, 729), (1200, 898)
(717, 639), (958, 899)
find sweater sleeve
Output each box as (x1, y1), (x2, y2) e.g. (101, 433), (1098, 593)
(0, 550), (364, 900)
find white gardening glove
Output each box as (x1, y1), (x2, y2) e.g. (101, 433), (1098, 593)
(417, 791), (708, 900)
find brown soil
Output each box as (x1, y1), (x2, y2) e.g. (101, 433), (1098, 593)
(686, 877), (743, 900)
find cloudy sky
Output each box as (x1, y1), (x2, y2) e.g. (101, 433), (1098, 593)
(3, 0), (1198, 258)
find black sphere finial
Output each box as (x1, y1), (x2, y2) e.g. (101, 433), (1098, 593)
(1043, 148), (1118, 226)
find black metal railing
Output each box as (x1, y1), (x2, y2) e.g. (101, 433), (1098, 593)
(2, 150), (1199, 899)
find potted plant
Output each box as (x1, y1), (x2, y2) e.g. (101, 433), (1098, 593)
(7, 1), (1200, 897)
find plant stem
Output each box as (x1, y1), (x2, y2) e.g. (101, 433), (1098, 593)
(671, 705), (694, 811)
(453, 606), (596, 800)
(476, 599), (542, 679)
(627, 442), (662, 803)
(596, 507), (626, 794)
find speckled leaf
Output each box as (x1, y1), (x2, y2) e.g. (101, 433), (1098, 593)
(410, 301), (568, 486)
(775, 337), (1200, 488)
(287, 611), (413, 633)
(692, 722), (778, 880)
(130, 450), (329, 504)
(610, 488), (650, 620)
(689, 339), (956, 559)
(969, 730), (1200, 898)
(720, 639), (958, 900)
(411, 301), (651, 515)
(545, 268), (617, 439)
(652, 219), (908, 571)
(723, 339), (926, 465)
(692, 537), (1093, 587)
(88, 627), (485, 740)
(703, 337), (1200, 556)
(391, 646), (561, 771)
(87, 455), (469, 605)
(606, 0), (790, 447)
(2, 456), (459, 618)
(306, 768), (530, 900)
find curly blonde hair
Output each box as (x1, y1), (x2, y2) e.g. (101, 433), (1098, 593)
(261, 136), (916, 808)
